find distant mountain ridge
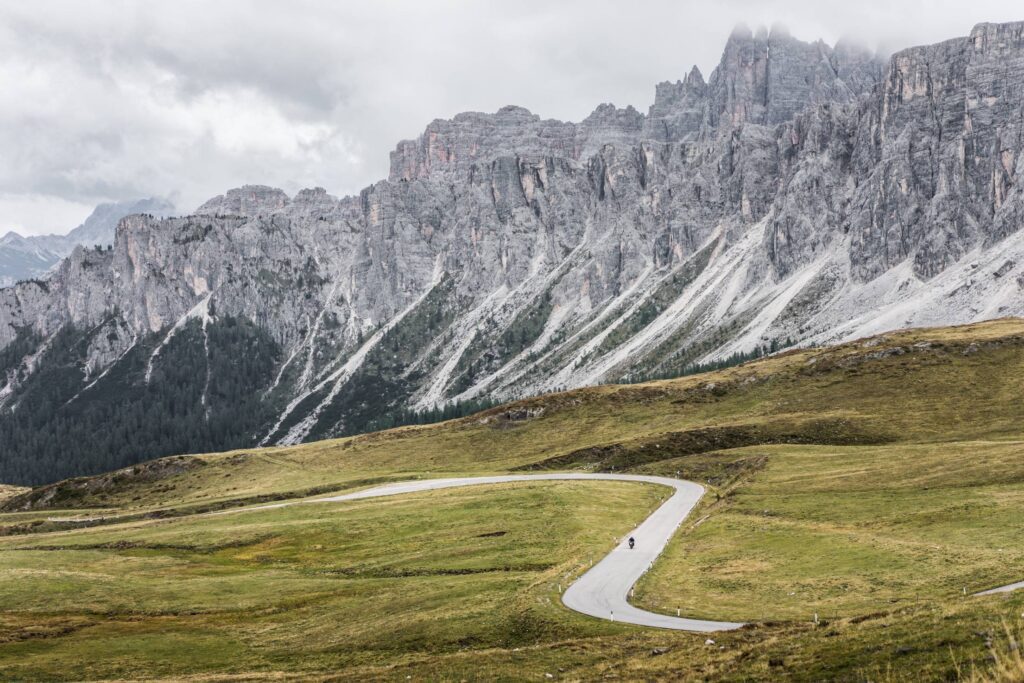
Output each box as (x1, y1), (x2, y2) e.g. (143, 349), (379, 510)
(0, 198), (175, 286)
(2, 21), (1024, 484)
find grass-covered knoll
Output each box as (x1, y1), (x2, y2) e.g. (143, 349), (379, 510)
(4, 476), (1018, 683)
(2, 319), (1024, 680)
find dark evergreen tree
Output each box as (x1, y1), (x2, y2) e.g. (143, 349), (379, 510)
(0, 317), (282, 486)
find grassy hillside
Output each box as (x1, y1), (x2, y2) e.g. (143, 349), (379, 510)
(2, 319), (1024, 680)
(0, 484), (28, 504)
(635, 441), (1024, 622)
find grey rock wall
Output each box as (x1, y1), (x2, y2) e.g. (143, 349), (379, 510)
(3, 21), (1024, 453)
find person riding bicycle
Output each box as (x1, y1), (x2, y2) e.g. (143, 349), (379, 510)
(628, 536), (635, 550)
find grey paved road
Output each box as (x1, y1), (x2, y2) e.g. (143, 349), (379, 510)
(975, 579), (1024, 596)
(244, 472), (744, 632)
(56, 472), (1024, 615)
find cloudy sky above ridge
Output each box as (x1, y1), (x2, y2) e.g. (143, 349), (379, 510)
(2, 0), (1021, 235)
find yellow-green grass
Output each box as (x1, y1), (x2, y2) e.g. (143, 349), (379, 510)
(319, 599), (1024, 682)
(3, 319), (1024, 680)
(0, 480), (664, 680)
(634, 441), (1024, 622)
(2, 478), (1020, 682)
(0, 485), (28, 504)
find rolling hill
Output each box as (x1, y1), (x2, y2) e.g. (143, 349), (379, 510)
(1, 319), (1023, 681)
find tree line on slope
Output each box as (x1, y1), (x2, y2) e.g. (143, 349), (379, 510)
(0, 299), (794, 487)
(621, 337), (796, 384)
(364, 338), (797, 434)
(0, 317), (281, 486)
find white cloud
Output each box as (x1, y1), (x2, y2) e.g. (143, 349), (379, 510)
(0, 194), (95, 237)
(1, 0), (1021, 235)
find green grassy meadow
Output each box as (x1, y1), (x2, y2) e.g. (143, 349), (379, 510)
(0, 481), (667, 680)
(2, 319), (1024, 680)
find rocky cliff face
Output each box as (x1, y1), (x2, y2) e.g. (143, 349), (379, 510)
(0, 198), (174, 287)
(846, 22), (1024, 280)
(3, 22), (1024, 482)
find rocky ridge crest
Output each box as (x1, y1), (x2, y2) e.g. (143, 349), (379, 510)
(2, 22), (1023, 471)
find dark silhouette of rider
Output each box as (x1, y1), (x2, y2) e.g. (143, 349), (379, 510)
(628, 536), (635, 549)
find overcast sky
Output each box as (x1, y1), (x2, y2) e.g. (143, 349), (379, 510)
(2, 0), (1021, 236)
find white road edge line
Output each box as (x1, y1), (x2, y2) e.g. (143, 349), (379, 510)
(228, 472), (746, 632)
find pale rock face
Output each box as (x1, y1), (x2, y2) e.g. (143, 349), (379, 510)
(195, 185), (291, 217)
(643, 66), (707, 143)
(3, 21), (1024, 450)
(845, 21), (1024, 280)
(705, 24), (878, 129)
(0, 198), (174, 287)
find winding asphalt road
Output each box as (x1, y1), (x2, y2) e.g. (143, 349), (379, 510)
(50, 472), (1024, 617)
(243, 472), (744, 632)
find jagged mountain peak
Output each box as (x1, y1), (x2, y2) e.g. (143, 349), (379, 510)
(194, 185), (291, 217)
(493, 104), (537, 118)
(4, 20), (1024, 483)
(684, 65), (705, 87)
(727, 22), (753, 40)
(581, 103), (645, 134)
(708, 22), (883, 129)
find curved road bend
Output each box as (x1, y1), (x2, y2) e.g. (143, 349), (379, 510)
(241, 472), (744, 632)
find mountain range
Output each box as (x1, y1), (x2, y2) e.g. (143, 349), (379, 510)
(0, 198), (175, 287)
(2, 21), (1023, 484)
